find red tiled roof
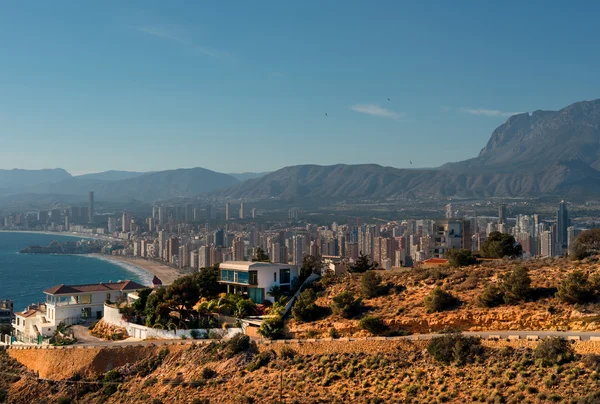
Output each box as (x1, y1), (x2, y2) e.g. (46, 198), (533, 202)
(44, 280), (145, 295)
(18, 309), (39, 318)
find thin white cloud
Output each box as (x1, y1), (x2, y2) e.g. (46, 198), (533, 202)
(459, 107), (521, 117)
(350, 104), (404, 119)
(130, 25), (234, 60)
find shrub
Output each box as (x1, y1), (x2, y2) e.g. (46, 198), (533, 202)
(445, 249), (476, 267)
(481, 231), (523, 258)
(258, 315), (285, 340)
(534, 337), (575, 366)
(224, 333), (251, 358)
(190, 329), (201, 339)
(582, 354), (600, 372)
(246, 351), (273, 371)
(292, 289), (323, 322)
(476, 283), (504, 308)
(424, 287), (459, 313)
(329, 328), (340, 339)
(57, 398), (72, 404)
(427, 334), (484, 365)
(201, 367), (216, 380)
(556, 270), (595, 304)
(359, 316), (388, 335)
(570, 228), (600, 259)
(501, 266), (531, 304)
(279, 345), (296, 360)
(360, 271), (383, 298)
(331, 291), (363, 319)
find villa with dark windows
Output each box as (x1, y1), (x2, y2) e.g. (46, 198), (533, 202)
(218, 261), (299, 304)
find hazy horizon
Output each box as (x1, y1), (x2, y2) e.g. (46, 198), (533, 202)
(2, 1), (600, 174)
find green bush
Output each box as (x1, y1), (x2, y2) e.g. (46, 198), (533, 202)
(246, 351), (273, 371)
(190, 329), (201, 339)
(57, 398), (72, 404)
(445, 249), (476, 267)
(534, 337), (575, 366)
(292, 289), (323, 322)
(329, 328), (340, 339)
(424, 287), (459, 313)
(570, 228), (600, 260)
(360, 271), (383, 298)
(331, 291), (363, 319)
(359, 316), (388, 335)
(427, 334), (483, 365)
(224, 333), (251, 358)
(279, 345), (296, 360)
(258, 315), (285, 340)
(556, 270), (595, 304)
(501, 266), (531, 304)
(201, 367), (216, 380)
(476, 283), (504, 308)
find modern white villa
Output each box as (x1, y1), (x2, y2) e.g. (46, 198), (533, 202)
(218, 261), (299, 304)
(12, 280), (144, 343)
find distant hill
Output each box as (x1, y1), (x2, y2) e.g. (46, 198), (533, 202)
(0, 168), (239, 204)
(0, 168), (71, 189)
(227, 172), (270, 181)
(75, 170), (149, 181)
(218, 98), (600, 200)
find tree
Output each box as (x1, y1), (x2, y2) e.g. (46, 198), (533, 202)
(291, 289), (322, 322)
(300, 255), (324, 280)
(331, 291), (363, 318)
(195, 265), (222, 299)
(132, 288), (153, 313)
(164, 275), (201, 322)
(360, 271), (383, 298)
(570, 228), (600, 260)
(500, 266), (531, 304)
(348, 252), (378, 273)
(267, 285), (285, 303)
(476, 283), (504, 308)
(556, 270), (596, 304)
(252, 247), (271, 263)
(481, 231), (523, 259)
(424, 287), (459, 313)
(258, 315), (285, 339)
(445, 249), (476, 267)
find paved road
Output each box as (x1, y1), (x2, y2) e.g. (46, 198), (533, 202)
(5, 330), (600, 350)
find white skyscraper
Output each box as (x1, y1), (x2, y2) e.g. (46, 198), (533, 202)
(292, 235), (304, 267)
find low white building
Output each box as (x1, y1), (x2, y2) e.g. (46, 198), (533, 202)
(43, 280), (146, 326)
(218, 261), (298, 304)
(12, 304), (53, 343)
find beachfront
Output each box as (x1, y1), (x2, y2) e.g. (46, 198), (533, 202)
(93, 255), (183, 285)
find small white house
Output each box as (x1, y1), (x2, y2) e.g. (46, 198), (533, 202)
(12, 304), (53, 343)
(43, 280), (146, 326)
(218, 261), (298, 304)
(13, 280), (145, 343)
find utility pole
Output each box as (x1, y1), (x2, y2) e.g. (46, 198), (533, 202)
(279, 362), (283, 404)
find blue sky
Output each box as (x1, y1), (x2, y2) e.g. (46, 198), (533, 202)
(1, 1), (599, 175)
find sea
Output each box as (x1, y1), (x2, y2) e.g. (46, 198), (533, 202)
(0, 231), (152, 311)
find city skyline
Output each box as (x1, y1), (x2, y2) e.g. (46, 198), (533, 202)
(1, 1), (600, 174)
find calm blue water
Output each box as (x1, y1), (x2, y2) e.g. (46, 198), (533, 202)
(0, 232), (151, 311)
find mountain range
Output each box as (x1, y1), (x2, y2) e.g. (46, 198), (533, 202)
(0, 98), (599, 206)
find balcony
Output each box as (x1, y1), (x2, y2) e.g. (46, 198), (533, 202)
(219, 270), (258, 285)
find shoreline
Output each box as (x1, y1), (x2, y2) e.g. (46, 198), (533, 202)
(89, 254), (182, 286)
(0, 229), (110, 241)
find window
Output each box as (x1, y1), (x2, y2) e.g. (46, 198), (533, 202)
(280, 268), (291, 284)
(106, 293), (111, 301)
(249, 271), (258, 285)
(80, 295), (91, 304)
(274, 272), (277, 282)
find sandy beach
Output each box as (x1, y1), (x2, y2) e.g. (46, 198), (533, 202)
(91, 255), (183, 285)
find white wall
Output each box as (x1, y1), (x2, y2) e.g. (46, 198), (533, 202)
(102, 304), (242, 340)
